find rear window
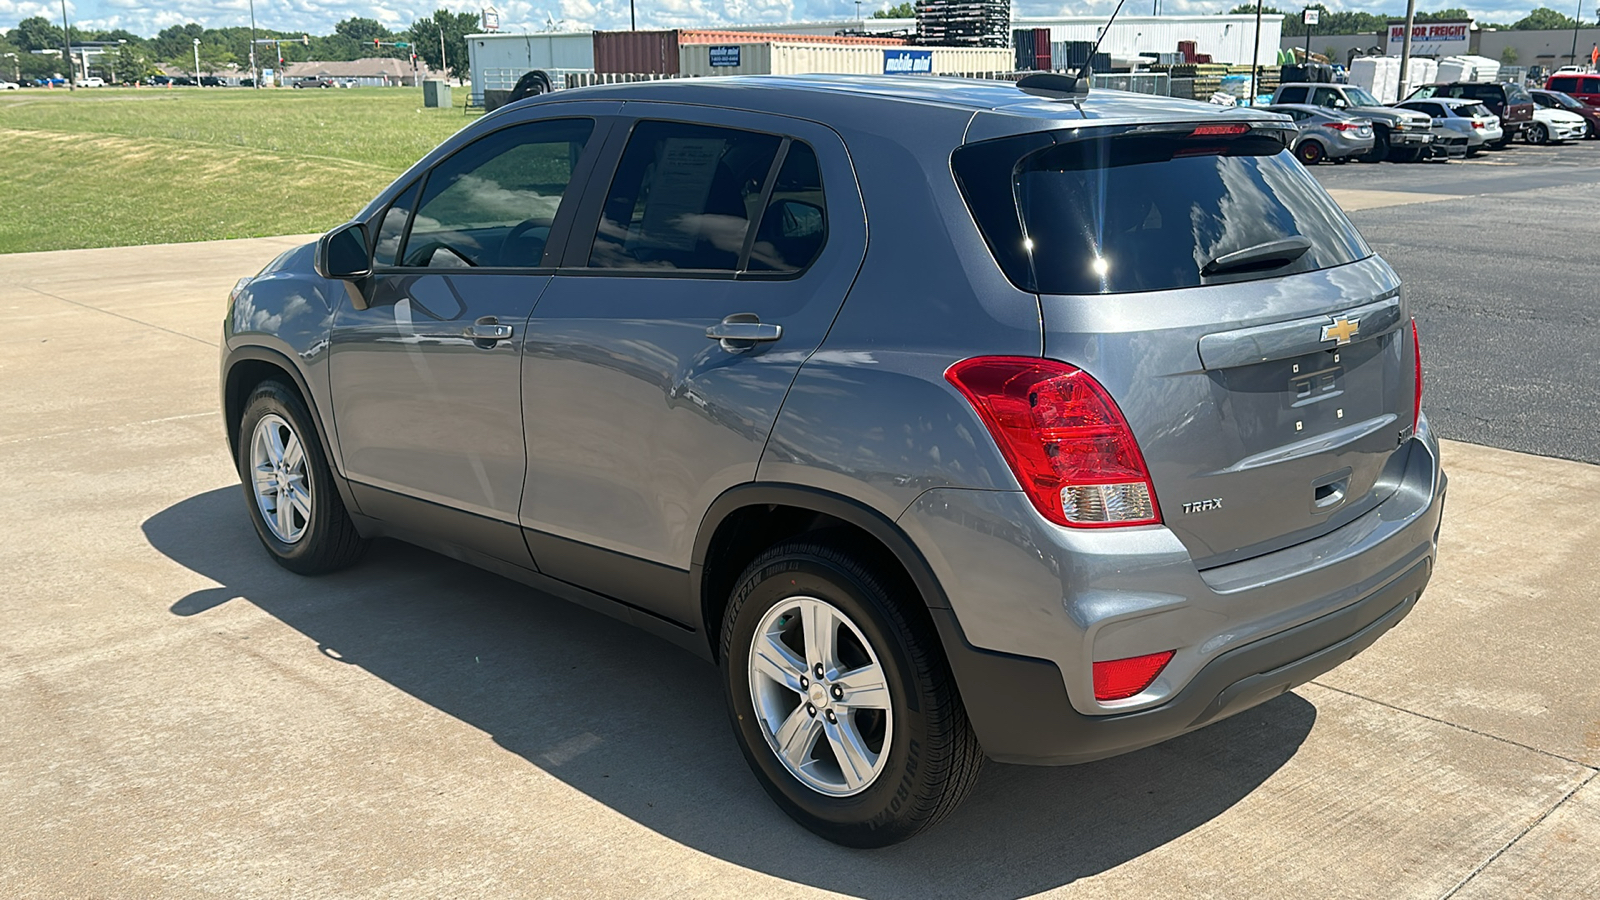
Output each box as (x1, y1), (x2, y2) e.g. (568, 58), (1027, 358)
(953, 128), (1370, 295)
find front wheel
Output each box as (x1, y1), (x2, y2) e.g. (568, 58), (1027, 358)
(237, 380), (367, 574)
(721, 540), (983, 847)
(1527, 123), (1549, 145)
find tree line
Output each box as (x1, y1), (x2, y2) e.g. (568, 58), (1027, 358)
(0, 11), (482, 83)
(1229, 5), (1596, 37)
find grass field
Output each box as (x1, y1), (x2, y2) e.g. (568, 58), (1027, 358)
(0, 87), (477, 254)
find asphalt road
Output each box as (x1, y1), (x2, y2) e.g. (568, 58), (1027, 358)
(1312, 141), (1600, 464)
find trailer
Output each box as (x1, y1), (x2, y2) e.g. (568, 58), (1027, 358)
(466, 31), (594, 106)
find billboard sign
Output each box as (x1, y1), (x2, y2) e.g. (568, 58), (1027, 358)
(709, 45), (741, 67)
(884, 49), (933, 74)
(1386, 20), (1472, 57)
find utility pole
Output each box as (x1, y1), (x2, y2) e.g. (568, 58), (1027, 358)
(193, 38), (201, 84)
(1398, 0), (1416, 98)
(59, 0), (74, 91)
(249, 0), (259, 88)
(1250, 0), (1263, 106)
(1572, 0), (1583, 69)
(630, 0), (636, 30)
(438, 13), (448, 84)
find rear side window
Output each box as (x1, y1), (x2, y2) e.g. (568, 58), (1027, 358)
(954, 128), (1370, 295)
(1277, 86), (1308, 103)
(588, 121), (784, 271)
(1550, 76), (1578, 93)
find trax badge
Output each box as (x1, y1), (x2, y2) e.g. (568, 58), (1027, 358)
(1321, 317), (1360, 346)
(1182, 498), (1223, 515)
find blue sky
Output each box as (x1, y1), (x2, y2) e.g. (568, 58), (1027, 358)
(0, 0), (1572, 38)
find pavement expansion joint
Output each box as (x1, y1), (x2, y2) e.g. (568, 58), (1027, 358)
(19, 284), (218, 347)
(1308, 681), (1600, 773)
(1435, 769), (1599, 900)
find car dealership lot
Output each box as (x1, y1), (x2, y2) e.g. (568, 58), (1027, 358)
(1, 171), (1597, 898)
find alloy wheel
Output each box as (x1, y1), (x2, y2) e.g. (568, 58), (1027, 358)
(250, 413), (311, 544)
(747, 596), (893, 796)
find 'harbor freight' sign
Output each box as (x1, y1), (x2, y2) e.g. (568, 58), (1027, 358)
(1386, 20), (1472, 57)
(884, 49), (934, 74)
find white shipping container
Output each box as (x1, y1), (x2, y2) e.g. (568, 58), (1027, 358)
(467, 32), (595, 102)
(678, 42), (1012, 77)
(1350, 55), (1401, 103)
(1401, 56), (1437, 97)
(1435, 55), (1500, 83)
(1032, 15), (1282, 67)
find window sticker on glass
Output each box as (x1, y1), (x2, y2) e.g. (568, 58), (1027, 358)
(637, 138), (727, 252)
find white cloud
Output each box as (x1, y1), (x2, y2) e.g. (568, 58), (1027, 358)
(3, 0), (1570, 38)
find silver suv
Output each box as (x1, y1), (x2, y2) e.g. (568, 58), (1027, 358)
(222, 75), (1446, 847)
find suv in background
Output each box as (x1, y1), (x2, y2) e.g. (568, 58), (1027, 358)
(1545, 72), (1600, 106)
(1405, 81), (1534, 148)
(1272, 83), (1435, 161)
(222, 76), (1446, 847)
(292, 75), (337, 89)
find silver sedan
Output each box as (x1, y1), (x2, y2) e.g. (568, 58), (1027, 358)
(1263, 103), (1376, 164)
(1395, 98), (1503, 153)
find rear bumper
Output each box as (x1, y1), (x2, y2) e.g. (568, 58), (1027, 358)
(902, 419), (1446, 765)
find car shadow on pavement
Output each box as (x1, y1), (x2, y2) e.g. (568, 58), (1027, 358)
(145, 487), (1316, 899)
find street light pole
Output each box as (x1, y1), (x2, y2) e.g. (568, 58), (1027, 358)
(1572, 0), (1583, 69)
(59, 0), (74, 91)
(249, 0), (259, 88)
(193, 38), (201, 85)
(630, 0), (636, 30)
(1250, 0), (1263, 106)
(1398, 0), (1417, 98)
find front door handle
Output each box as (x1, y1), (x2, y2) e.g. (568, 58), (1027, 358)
(464, 317), (513, 346)
(706, 313), (782, 352)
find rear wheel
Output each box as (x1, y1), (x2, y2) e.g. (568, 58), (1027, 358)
(1527, 123), (1549, 145)
(1295, 140), (1326, 165)
(721, 539), (983, 848)
(237, 380), (367, 575)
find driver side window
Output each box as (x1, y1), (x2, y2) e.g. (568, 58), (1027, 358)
(400, 118), (594, 269)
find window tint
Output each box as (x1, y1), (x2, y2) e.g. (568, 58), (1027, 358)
(954, 130), (1370, 295)
(1312, 87), (1342, 106)
(1278, 86), (1308, 103)
(1506, 84), (1531, 103)
(1550, 77), (1578, 93)
(373, 180), (421, 267)
(403, 118), (593, 269)
(588, 121), (783, 271)
(747, 141), (827, 273)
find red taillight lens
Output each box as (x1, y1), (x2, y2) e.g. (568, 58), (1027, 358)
(1471, 121), (1484, 129)
(1411, 319), (1423, 431)
(1093, 651), (1176, 701)
(1191, 123), (1251, 136)
(945, 357), (1161, 528)
(1328, 122), (1355, 131)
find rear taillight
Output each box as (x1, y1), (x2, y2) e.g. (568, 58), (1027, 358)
(945, 357), (1160, 528)
(1411, 319), (1424, 431)
(1327, 122), (1356, 132)
(1471, 121), (1485, 129)
(1094, 651), (1175, 701)
(1191, 123), (1250, 136)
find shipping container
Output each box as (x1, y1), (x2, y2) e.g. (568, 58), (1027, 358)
(593, 30), (681, 75)
(678, 41), (1013, 77)
(1026, 15), (1282, 67)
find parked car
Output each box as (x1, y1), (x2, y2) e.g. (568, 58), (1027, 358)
(1545, 72), (1600, 106)
(33, 77), (66, 87)
(1530, 88), (1600, 138)
(1272, 83), (1435, 161)
(1527, 104), (1588, 144)
(0, 80), (18, 91)
(1394, 97), (1502, 154)
(200, 75), (227, 87)
(1262, 103), (1375, 163)
(1404, 81), (1534, 148)
(292, 75), (336, 89)
(221, 75), (1445, 848)
(79, 76), (104, 87)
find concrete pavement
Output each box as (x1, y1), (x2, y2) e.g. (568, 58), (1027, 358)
(1, 237), (1596, 899)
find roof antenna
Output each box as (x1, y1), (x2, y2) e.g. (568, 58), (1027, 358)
(1016, 0), (1130, 104)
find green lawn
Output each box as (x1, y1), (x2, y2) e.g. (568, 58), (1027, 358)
(0, 87), (476, 254)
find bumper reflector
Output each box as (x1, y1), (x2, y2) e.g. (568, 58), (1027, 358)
(1093, 650), (1176, 701)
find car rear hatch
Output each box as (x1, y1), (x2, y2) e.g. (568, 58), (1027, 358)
(954, 120), (1414, 569)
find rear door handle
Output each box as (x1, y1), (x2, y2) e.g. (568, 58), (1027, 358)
(706, 313), (781, 351)
(464, 319), (513, 343)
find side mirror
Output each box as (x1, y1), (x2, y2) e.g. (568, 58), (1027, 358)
(316, 221), (371, 280)
(1331, 98), (1347, 109)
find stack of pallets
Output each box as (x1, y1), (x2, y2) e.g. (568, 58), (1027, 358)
(915, 0), (1011, 48)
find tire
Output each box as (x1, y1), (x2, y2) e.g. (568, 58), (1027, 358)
(721, 539), (983, 848)
(1585, 121), (1596, 140)
(236, 380), (367, 575)
(1528, 123), (1549, 145)
(1295, 140), (1326, 165)
(1361, 128), (1389, 162)
(1389, 146), (1426, 163)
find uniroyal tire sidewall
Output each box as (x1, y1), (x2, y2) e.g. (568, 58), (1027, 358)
(723, 554), (931, 843)
(237, 384), (338, 571)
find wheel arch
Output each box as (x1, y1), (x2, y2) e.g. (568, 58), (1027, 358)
(223, 346), (342, 480)
(692, 484), (952, 662)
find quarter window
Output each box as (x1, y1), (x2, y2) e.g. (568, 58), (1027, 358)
(1277, 86), (1308, 103)
(747, 141), (827, 273)
(402, 118), (593, 269)
(588, 121), (783, 271)
(373, 180), (420, 267)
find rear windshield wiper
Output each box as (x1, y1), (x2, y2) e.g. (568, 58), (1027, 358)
(1202, 236), (1313, 276)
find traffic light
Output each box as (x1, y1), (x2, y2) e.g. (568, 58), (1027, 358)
(374, 39), (381, 47)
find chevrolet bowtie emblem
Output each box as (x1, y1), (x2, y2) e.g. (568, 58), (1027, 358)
(1321, 317), (1360, 346)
